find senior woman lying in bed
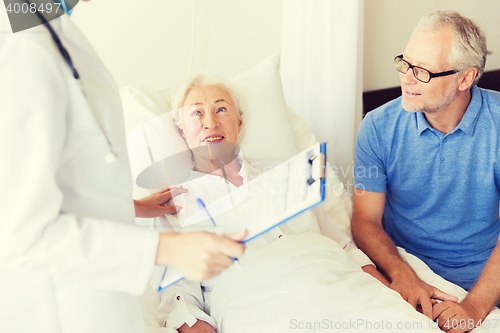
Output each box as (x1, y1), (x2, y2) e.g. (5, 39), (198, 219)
(153, 74), (446, 333)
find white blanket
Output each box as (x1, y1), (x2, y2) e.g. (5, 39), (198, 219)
(204, 233), (500, 333)
(143, 235), (500, 333)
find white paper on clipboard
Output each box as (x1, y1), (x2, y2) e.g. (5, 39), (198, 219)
(158, 142), (327, 291)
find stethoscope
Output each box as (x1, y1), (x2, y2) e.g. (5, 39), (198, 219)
(26, 0), (119, 163)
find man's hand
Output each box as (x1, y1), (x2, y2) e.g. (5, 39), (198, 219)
(432, 299), (483, 333)
(134, 186), (188, 218)
(390, 273), (458, 319)
(351, 189), (459, 318)
(156, 230), (247, 281)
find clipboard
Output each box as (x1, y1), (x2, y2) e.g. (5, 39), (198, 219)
(158, 142), (327, 291)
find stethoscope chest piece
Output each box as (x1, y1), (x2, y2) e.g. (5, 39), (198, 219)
(105, 149), (119, 164)
(105, 153), (116, 164)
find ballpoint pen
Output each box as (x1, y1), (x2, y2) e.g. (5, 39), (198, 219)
(197, 198), (216, 226)
(197, 198), (243, 271)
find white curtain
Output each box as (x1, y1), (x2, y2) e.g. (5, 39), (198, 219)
(280, 0), (364, 188)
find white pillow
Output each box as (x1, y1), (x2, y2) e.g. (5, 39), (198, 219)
(231, 55), (299, 161)
(120, 62), (354, 239)
(287, 106), (354, 241)
(121, 54), (300, 189)
(126, 58), (355, 330)
(121, 87), (192, 189)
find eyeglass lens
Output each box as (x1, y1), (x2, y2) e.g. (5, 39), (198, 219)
(395, 57), (431, 83)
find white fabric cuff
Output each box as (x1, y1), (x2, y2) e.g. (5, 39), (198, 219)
(166, 295), (216, 330)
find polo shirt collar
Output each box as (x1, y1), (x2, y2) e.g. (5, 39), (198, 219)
(416, 112), (431, 136)
(456, 85), (482, 136)
(416, 85), (482, 136)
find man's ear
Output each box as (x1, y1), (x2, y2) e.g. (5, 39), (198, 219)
(237, 119), (242, 133)
(458, 67), (477, 91)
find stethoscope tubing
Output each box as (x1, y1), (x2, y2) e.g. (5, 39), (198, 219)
(21, 0), (119, 161)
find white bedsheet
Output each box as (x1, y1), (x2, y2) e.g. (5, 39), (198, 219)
(211, 233), (500, 333)
(143, 233), (500, 333)
(209, 233), (435, 333)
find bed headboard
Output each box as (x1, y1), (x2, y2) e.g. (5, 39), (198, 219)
(363, 69), (500, 115)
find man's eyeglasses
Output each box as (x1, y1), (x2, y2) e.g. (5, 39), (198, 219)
(394, 55), (459, 83)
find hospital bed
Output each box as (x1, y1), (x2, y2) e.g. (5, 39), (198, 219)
(120, 55), (500, 333)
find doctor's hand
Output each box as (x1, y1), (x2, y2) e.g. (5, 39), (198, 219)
(134, 186), (187, 218)
(390, 271), (458, 319)
(155, 230), (247, 281)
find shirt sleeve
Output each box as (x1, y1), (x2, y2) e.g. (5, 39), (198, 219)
(157, 277), (216, 330)
(495, 152), (500, 197)
(353, 113), (388, 193)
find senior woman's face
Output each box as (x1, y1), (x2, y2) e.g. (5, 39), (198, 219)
(181, 85), (242, 150)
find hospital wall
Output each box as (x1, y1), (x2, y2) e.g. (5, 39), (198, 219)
(71, 0), (282, 89)
(364, 0), (500, 92)
(72, 0), (500, 92)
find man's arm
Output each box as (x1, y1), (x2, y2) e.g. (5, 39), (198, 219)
(351, 189), (457, 319)
(433, 236), (500, 332)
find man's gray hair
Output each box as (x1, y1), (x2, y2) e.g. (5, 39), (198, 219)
(413, 10), (491, 86)
(169, 73), (244, 130)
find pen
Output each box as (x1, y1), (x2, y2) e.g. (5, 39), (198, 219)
(196, 198), (243, 271)
(197, 198), (216, 226)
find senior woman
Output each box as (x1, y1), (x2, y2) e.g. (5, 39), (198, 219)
(155, 74), (442, 333)
(165, 75), (255, 227)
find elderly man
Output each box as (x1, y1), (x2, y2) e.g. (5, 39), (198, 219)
(352, 10), (500, 332)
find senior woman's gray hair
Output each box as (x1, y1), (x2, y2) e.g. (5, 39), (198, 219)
(412, 10), (491, 86)
(170, 73), (244, 131)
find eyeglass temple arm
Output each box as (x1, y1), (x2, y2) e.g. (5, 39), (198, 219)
(429, 70), (460, 79)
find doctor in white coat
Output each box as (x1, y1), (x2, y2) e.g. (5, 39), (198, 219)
(0, 3), (245, 333)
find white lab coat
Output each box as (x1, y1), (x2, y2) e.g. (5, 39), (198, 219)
(0, 11), (159, 333)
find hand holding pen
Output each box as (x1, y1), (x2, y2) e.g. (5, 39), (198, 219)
(155, 229), (246, 281)
(156, 198), (246, 286)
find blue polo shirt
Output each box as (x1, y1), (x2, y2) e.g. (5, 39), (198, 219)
(354, 86), (500, 290)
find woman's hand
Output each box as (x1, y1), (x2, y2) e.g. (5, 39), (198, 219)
(156, 230), (247, 281)
(134, 186), (188, 218)
(362, 264), (391, 287)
